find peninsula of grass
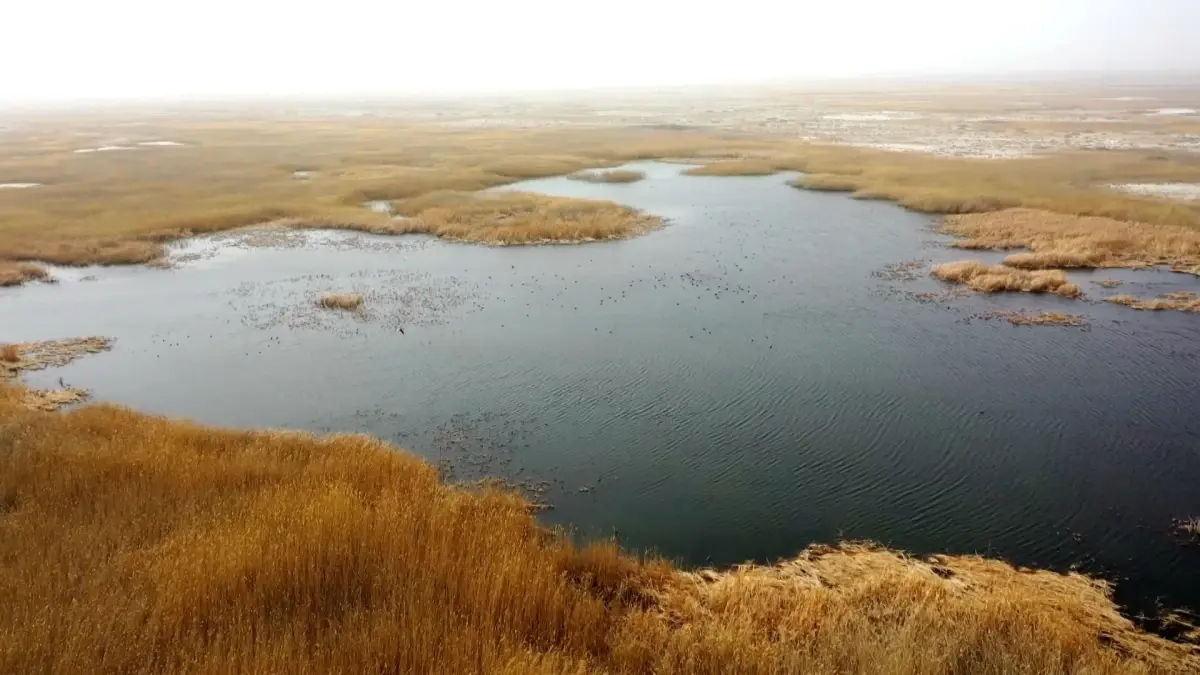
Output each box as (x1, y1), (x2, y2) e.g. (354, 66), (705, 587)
(1, 381), (1195, 674)
(568, 169), (646, 183)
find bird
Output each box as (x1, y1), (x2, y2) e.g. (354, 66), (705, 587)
(398, 327), (405, 334)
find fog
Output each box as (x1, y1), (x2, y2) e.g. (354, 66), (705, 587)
(3, 0), (1199, 101)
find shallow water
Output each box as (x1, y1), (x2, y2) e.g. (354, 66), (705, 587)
(5, 161), (1200, 615)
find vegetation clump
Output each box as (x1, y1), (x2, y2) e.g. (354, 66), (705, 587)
(0, 262), (51, 287)
(316, 293), (365, 310)
(982, 310), (1087, 326)
(932, 260), (1082, 297)
(1105, 291), (1200, 312)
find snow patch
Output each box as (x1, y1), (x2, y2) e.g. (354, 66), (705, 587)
(0, 182), (41, 189)
(1113, 183), (1200, 202)
(74, 145), (135, 153)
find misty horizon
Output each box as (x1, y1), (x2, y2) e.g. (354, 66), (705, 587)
(4, 0), (1200, 104)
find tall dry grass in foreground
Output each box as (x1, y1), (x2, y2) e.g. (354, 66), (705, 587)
(568, 169), (646, 183)
(0, 384), (1194, 674)
(932, 260), (1083, 297)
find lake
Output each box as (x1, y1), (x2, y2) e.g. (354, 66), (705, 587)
(4, 161), (1199, 619)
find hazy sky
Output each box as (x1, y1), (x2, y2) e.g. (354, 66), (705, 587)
(3, 0), (1198, 101)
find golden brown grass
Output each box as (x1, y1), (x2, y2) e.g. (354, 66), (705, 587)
(940, 209), (1200, 275)
(784, 149), (1200, 227)
(932, 260), (1083, 297)
(684, 159), (780, 176)
(568, 169), (646, 183)
(1095, 279), (1125, 288)
(1105, 292), (1200, 313)
(0, 345), (19, 363)
(0, 385), (1194, 675)
(390, 191), (661, 244)
(983, 311), (1087, 327)
(0, 261), (51, 286)
(316, 292), (365, 311)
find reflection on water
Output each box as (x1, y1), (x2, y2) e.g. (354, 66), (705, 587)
(4, 161), (1200, 616)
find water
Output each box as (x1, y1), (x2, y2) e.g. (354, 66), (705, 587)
(4, 161), (1200, 618)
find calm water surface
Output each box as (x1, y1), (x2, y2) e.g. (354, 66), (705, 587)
(5, 162), (1200, 616)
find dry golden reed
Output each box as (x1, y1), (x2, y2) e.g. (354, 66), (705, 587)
(932, 260), (1082, 297)
(0, 261), (50, 286)
(0, 345), (20, 363)
(0, 384), (1194, 675)
(316, 292), (365, 310)
(983, 310), (1086, 327)
(1106, 292), (1200, 313)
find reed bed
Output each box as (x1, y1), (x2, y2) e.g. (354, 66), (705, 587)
(391, 191), (661, 244)
(932, 260), (1083, 297)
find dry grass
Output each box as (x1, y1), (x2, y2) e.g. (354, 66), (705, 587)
(0, 337), (113, 382)
(389, 191), (661, 244)
(568, 169), (646, 184)
(0, 261), (51, 286)
(1105, 292), (1200, 313)
(0, 345), (19, 363)
(940, 209), (1200, 275)
(685, 158), (780, 176)
(784, 148), (1200, 228)
(0, 386), (1194, 675)
(983, 311), (1087, 327)
(1175, 517), (1200, 538)
(932, 260), (1083, 297)
(316, 292), (365, 311)
(1095, 279), (1125, 288)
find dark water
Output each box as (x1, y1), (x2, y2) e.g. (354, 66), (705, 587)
(4, 161), (1200, 618)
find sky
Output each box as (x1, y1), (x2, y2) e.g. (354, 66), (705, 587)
(3, 0), (1199, 102)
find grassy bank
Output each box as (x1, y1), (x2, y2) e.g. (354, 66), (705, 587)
(0, 383), (1195, 674)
